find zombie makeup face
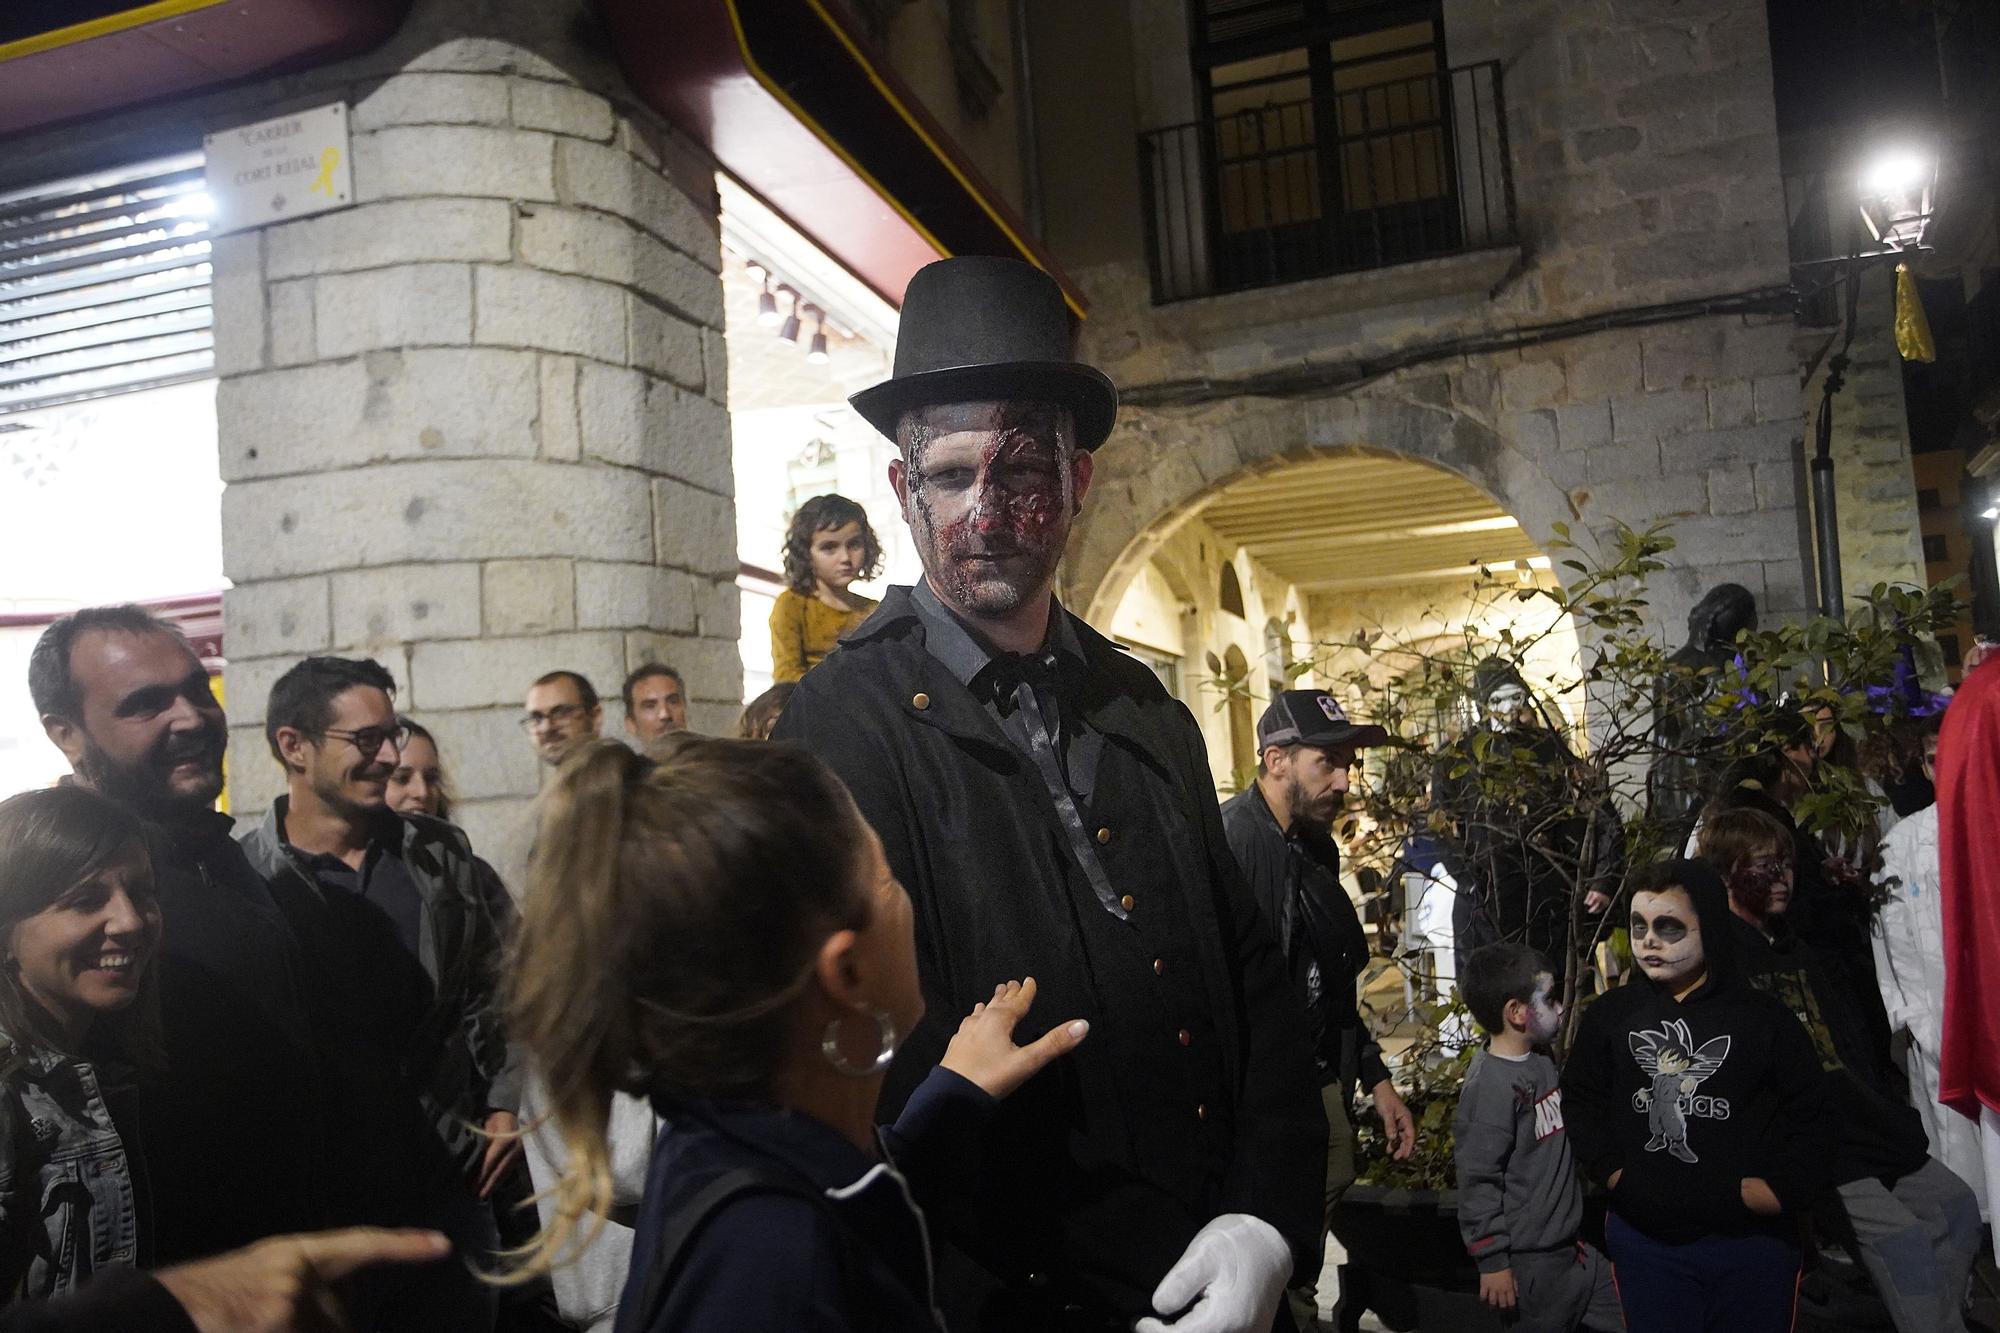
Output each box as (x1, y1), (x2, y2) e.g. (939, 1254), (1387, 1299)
(1522, 971), (1563, 1043)
(1727, 849), (1794, 922)
(1630, 888), (1706, 994)
(892, 400), (1087, 620)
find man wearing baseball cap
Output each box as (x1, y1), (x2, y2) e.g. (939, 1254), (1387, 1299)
(1220, 690), (1416, 1310)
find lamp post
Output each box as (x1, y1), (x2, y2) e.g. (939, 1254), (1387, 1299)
(1807, 142), (1938, 622)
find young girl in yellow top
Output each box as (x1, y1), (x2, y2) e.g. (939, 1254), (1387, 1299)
(770, 494), (882, 681)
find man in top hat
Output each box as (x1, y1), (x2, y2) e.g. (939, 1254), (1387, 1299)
(1219, 692), (1415, 1293)
(775, 256), (1324, 1331)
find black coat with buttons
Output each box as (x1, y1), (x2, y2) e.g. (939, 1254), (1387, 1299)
(774, 587), (1325, 1327)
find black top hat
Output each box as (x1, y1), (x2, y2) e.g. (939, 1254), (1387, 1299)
(849, 256), (1119, 450)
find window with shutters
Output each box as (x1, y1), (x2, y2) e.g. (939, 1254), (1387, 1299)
(1, 153), (214, 415)
(1, 152), (224, 618)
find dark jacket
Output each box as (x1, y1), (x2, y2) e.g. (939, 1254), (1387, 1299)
(1707, 786), (1893, 1079)
(1728, 916), (1929, 1185)
(240, 801), (519, 1183)
(0, 1269), (193, 1333)
(1218, 784), (1387, 1096)
(1430, 727), (1621, 974)
(1562, 864), (1831, 1244)
(620, 1066), (993, 1333)
(139, 811), (328, 1263)
(773, 587), (1324, 1321)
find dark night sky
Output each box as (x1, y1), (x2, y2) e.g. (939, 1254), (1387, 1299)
(1766, 0), (1946, 134)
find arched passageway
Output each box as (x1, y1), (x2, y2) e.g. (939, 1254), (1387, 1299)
(1094, 448), (1583, 791)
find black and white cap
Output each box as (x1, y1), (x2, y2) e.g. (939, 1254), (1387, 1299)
(1256, 689), (1389, 751)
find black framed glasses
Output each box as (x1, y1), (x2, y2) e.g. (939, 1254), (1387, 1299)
(321, 723), (411, 755)
(520, 703), (585, 732)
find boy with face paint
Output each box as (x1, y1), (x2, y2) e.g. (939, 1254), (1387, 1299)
(1700, 809), (1982, 1333)
(1454, 944), (1622, 1332)
(1562, 861), (1834, 1333)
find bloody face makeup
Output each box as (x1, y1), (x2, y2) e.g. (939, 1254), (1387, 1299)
(1630, 888), (1705, 993)
(894, 400), (1081, 619)
(1727, 850), (1793, 921)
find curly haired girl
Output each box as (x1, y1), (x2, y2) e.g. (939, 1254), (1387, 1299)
(770, 494), (882, 682)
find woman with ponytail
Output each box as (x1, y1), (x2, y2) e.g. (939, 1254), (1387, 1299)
(506, 737), (1087, 1332)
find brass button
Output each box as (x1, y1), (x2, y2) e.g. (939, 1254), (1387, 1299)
(1177, 1028), (1191, 1047)
(1095, 826), (1112, 844)
(1153, 958), (1165, 976)
(1119, 894), (1136, 911)
(1195, 1103), (1209, 1122)
(911, 692), (930, 710)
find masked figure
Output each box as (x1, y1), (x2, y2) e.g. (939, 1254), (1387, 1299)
(1434, 659), (1618, 984)
(1648, 584), (1758, 839)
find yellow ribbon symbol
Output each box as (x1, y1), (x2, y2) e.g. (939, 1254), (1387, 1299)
(308, 147), (340, 198)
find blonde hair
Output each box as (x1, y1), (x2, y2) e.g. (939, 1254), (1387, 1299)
(503, 737), (870, 1279)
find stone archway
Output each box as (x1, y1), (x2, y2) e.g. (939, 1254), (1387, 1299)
(1068, 392), (1578, 624)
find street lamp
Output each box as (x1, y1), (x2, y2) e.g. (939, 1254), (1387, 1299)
(1809, 143), (1941, 622)
(1857, 146), (1936, 251)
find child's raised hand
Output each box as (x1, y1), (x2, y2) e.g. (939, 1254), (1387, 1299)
(940, 978), (1088, 1101)
(1478, 1269), (1517, 1311)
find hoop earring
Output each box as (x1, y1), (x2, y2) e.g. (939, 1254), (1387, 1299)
(821, 1008), (898, 1078)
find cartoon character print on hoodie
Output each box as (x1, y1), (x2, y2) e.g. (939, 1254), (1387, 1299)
(1630, 1018), (1730, 1163)
(1564, 862), (1834, 1243)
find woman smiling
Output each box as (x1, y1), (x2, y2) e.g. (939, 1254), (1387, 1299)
(0, 786), (163, 1304)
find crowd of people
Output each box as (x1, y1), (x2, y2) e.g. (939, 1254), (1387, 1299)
(0, 253), (1996, 1333)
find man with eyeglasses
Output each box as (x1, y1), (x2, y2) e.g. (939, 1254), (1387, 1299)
(30, 605), (330, 1265)
(240, 656), (520, 1333)
(522, 669), (605, 767)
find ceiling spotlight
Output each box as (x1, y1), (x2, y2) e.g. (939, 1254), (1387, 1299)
(755, 283), (779, 327)
(779, 310), (802, 342)
(807, 330), (830, 363)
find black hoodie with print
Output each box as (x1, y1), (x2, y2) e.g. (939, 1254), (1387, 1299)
(1563, 861), (1832, 1244)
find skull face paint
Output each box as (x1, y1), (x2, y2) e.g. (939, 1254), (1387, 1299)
(1629, 888), (1706, 993)
(1484, 682), (1528, 729)
(1524, 971), (1564, 1043)
(895, 400), (1082, 618)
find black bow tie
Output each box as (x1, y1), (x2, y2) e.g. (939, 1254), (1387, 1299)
(984, 650), (1060, 704)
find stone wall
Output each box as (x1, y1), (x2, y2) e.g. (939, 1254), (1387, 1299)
(1801, 270), (1926, 595)
(0, 0), (740, 879)
(1039, 0), (1815, 646)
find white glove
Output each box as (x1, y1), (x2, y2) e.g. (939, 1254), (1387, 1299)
(1133, 1213), (1291, 1333)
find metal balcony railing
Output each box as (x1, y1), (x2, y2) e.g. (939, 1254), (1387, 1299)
(1138, 61), (1517, 304)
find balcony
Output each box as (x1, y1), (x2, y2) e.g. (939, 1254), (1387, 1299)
(1138, 62), (1517, 305)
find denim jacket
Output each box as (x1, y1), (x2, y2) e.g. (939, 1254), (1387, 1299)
(0, 1041), (143, 1302)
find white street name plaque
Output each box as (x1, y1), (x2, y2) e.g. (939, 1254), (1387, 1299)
(203, 103), (354, 235)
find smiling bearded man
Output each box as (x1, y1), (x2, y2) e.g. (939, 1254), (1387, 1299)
(773, 256), (1324, 1332)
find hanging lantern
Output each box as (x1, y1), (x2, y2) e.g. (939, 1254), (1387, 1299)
(1858, 148), (1936, 252)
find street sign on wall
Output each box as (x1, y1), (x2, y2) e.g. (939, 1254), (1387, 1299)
(203, 102), (353, 235)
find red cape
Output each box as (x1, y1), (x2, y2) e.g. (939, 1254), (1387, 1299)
(1938, 656), (2000, 1119)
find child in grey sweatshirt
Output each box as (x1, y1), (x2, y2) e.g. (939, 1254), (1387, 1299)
(1454, 944), (1623, 1332)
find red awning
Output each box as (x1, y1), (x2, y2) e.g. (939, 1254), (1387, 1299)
(0, 0), (408, 139)
(594, 0), (1083, 315)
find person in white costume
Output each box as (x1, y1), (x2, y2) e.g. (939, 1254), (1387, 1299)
(1874, 722), (1987, 1216)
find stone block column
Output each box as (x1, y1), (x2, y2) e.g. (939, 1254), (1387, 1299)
(210, 5), (739, 876)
